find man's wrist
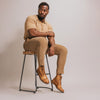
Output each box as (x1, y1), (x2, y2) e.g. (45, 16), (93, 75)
(50, 45), (55, 48)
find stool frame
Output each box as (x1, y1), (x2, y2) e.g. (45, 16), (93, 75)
(19, 54), (53, 93)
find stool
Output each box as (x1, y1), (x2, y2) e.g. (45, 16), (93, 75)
(19, 51), (53, 93)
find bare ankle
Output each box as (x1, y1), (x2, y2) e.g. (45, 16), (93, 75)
(56, 74), (62, 77)
(40, 65), (44, 67)
(39, 65), (44, 68)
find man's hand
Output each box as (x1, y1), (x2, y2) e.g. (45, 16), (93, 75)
(48, 46), (55, 56)
(47, 31), (55, 37)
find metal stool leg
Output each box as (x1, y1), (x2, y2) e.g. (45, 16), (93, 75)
(34, 55), (53, 91)
(19, 54), (37, 93)
(46, 55), (53, 91)
(34, 54), (37, 93)
(19, 54), (26, 91)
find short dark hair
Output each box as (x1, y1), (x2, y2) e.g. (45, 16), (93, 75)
(38, 2), (49, 10)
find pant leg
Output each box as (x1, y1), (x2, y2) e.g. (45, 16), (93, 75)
(54, 44), (68, 74)
(23, 37), (48, 66)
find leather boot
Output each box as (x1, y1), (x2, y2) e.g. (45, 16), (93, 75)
(51, 75), (64, 93)
(36, 66), (49, 84)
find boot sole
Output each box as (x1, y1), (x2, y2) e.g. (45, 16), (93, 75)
(51, 80), (64, 93)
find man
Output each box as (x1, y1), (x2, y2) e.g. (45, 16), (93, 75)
(24, 2), (68, 93)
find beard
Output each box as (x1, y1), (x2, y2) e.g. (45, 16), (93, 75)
(38, 14), (45, 20)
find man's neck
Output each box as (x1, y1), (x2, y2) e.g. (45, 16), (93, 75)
(37, 15), (45, 23)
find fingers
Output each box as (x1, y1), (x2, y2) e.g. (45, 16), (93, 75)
(48, 31), (55, 37)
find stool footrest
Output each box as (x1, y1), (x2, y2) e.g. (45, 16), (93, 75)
(37, 86), (52, 90)
(19, 86), (53, 93)
(19, 89), (36, 93)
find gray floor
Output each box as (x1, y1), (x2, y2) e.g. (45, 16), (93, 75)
(0, 81), (100, 100)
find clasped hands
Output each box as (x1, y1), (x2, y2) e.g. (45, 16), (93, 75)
(47, 31), (55, 37)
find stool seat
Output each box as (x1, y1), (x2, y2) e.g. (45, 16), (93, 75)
(23, 51), (48, 55)
(23, 51), (34, 55)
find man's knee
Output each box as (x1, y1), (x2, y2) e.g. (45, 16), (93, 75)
(61, 46), (68, 55)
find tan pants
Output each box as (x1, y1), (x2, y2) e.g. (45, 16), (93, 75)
(23, 37), (68, 74)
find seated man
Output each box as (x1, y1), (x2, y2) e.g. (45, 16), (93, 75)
(23, 2), (68, 93)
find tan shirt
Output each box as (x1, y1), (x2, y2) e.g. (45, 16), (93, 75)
(24, 15), (53, 39)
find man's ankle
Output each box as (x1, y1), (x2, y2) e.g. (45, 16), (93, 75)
(57, 73), (62, 76)
(56, 74), (62, 78)
(40, 65), (44, 67)
(38, 65), (44, 70)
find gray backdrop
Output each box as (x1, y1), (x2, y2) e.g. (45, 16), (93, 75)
(0, 0), (100, 100)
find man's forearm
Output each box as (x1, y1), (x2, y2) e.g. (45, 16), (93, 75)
(28, 28), (47, 37)
(28, 28), (54, 38)
(48, 36), (55, 47)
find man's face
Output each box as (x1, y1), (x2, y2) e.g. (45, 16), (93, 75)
(38, 5), (49, 19)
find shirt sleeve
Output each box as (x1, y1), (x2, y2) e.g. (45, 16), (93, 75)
(25, 16), (36, 32)
(47, 23), (53, 32)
